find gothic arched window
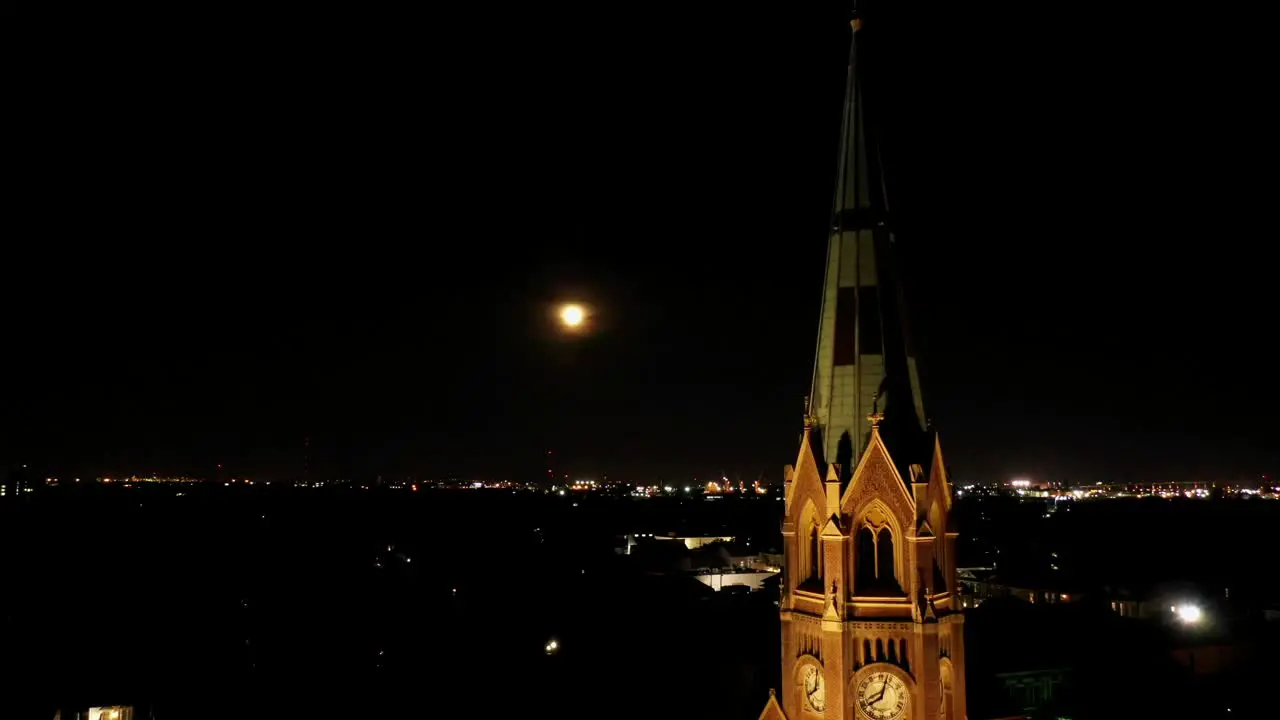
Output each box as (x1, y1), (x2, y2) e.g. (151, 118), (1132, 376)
(876, 528), (895, 584)
(796, 502), (822, 591)
(808, 526), (820, 581)
(856, 526), (876, 590)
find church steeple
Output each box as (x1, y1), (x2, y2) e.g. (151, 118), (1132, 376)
(769, 11), (967, 720)
(808, 8), (927, 483)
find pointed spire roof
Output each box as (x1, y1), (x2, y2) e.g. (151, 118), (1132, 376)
(808, 8), (930, 486)
(832, 14), (885, 232)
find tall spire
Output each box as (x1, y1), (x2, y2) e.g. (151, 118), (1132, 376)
(808, 8), (928, 483)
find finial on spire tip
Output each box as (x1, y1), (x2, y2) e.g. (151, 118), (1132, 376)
(868, 411), (884, 427)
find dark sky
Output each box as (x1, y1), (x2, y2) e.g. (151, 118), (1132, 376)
(4, 4), (1277, 485)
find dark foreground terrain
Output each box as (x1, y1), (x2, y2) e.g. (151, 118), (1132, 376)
(1, 487), (780, 719)
(5, 488), (1280, 719)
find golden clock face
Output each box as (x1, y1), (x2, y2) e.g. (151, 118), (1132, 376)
(856, 671), (907, 720)
(802, 664), (826, 712)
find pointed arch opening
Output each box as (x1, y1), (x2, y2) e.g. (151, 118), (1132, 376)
(808, 526), (820, 581)
(853, 500), (904, 596)
(856, 526), (876, 590)
(797, 501), (823, 592)
(940, 657), (956, 720)
(876, 528), (894, 581)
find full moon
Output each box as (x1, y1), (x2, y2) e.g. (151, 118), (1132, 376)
(559, 303), (586, 328)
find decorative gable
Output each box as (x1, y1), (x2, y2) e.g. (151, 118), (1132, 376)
(839, 424), (916, 535)
(786, 427), (827, 525)
(927, 433), (953, 512)
(757, 691), (788, 720)
(922, 433), (953, 538)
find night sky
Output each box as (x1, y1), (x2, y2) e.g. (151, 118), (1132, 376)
(5, 4), (1276, 485)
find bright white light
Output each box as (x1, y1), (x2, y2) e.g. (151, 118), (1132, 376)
(1175, 604), (1203, 623)
(545, 637), (560, 655)
(559, 304), (585, 328)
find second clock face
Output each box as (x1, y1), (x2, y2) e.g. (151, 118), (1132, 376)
(802, 664), (826, 712)
(856, 671), (907, 720)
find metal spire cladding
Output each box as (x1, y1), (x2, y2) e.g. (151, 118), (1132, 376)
(807, 10), (928, 484)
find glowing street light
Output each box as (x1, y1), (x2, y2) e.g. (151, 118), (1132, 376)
(1175, 604), (1203, 624)
(558, 303), (586, 329)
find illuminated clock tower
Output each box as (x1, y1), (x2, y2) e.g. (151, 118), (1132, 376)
(759, 7), (967, 720)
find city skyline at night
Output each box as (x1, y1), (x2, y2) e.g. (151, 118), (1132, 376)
(6, 4), (1280, 719)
